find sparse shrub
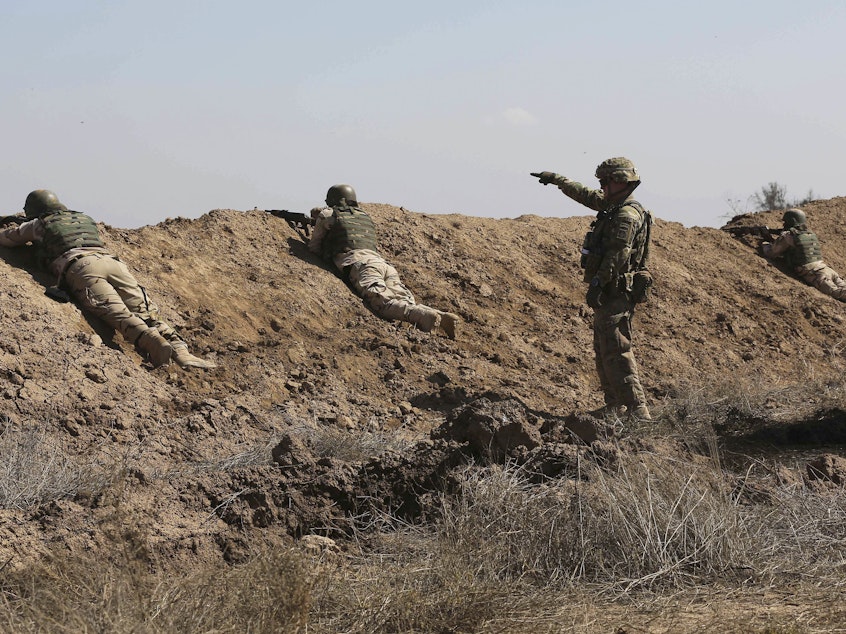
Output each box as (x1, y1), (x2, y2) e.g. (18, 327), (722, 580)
(754, 182), (790, 211)
(437, 452), (751, 591)
(311, 530), (568, 633)
(753, 182), (816, 211)
(0, 426), (109, 509)
(305, 424), (410, 462)
(726, 182), (816, 215)
(0, 546), (314, 633)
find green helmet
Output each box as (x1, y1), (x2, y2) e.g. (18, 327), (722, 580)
(782, 208), (807, 229)
(24, 189), (68, 219)
(595, 157), (640, 184)
(326, 184), (358, 207)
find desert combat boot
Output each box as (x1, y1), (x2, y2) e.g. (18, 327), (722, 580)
(135, 328), (174, 368)
(171, 341), (218, 369)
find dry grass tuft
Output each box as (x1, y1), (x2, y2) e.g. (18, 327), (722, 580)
(305, 424), (410, 462)
(0, 545), (314, 633)
(437, 450), (751, 592)
(0, 426), (110, 509)
(310, 531), (573, 633)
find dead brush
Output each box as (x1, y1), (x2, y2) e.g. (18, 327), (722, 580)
(0, 545), (314, 634)
(300, 424), (411, 462)
(662, 371), (846, 431)
(581, 448), (750, 591)
(0, 425), (109, 509)
(436, 447), (753, 592)
(310, 524), (571, 634)
(742, 476), (846, 584)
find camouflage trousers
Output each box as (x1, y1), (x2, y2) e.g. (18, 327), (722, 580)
(64, 252), (180, 344)
(796, 261), (846, 301)
(347, 252), (441, 332)
(592, 289), (648, 412)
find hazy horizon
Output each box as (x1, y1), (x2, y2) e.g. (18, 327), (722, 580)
(2, 1), (844, 228)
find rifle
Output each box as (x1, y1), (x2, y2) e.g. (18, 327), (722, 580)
(265, 209), (315, 237)
(723, 225), (780, 240)
(0, 214), (27, 227)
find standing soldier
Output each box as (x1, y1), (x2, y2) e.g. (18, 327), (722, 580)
(0, 189), (216, 369)
(308, 184), (460, 338)
(762, 208), (846, 301)
(532, 158), (653, 420)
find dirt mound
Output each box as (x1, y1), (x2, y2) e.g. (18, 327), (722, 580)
(2, 197), (846, 568)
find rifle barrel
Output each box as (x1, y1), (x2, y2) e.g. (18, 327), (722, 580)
(265, 209), (315, 225)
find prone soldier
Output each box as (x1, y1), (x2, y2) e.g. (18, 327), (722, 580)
(762, 208), (846, 301)
(307, 184), (460, 338)
(0, 190), (216, 369)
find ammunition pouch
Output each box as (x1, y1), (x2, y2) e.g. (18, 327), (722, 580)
(580, 229), (597, 271)
(581, 252), (602, 282)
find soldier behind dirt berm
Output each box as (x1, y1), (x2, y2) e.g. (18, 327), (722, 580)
(0, 190), (216, 369)
(761, 208), (846, 301)
(531, 158), (653, 420)
(307, 184), (460, 339)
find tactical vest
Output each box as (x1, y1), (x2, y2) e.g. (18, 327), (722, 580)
(581, 199), (651, 279)
(322, 205), (378, 260)
(39, 210), (104, 263)
(786, 227), (822, 268)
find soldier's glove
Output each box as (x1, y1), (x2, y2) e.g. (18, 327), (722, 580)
(586, 277), (603, 309)
(530, 171), (560, 185)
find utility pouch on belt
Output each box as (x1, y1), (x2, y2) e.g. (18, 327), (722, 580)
(628, 270), (653, 304)
(579, 230), (593, 269)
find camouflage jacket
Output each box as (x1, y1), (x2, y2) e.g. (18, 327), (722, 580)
(553, 177), (651, 288)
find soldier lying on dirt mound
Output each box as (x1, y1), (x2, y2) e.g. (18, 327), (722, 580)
(0, 189), (216, 369)
(307, 183), (460, 339)
(532, 158), (653, 421)
(762, 208), (846, 302)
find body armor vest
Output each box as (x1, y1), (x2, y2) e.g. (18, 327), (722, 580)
(322, 205), (378, 260)
(786, 227), (822, 267)
(39, 210), (104, 263)
(581, 200), (651, 279)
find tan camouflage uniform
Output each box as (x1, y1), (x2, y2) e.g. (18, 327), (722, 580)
(763, 230), (846, 301)
(548, 175), (651, 417)
(308, 207), (458, 337)
(0, 213), (214, 368)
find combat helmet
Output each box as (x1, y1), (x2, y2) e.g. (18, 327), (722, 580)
(782, 208), (807, 229)
(326, 184), (358, 207)
(24, 189), (68, 219)
(595, 157), (640, 185)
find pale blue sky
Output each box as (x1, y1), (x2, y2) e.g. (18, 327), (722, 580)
(2, 1), (844, 227)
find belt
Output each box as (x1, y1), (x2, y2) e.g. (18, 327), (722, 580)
(59, 253), (92, 282)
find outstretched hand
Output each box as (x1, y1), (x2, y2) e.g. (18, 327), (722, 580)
(530, 171), (559, 185)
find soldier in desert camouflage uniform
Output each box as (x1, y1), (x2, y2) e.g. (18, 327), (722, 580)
(532, 158), (653, 420)
(308, 184), (460, 338)
(0, 190), (216, 369)
(762, 208), (846, 301)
